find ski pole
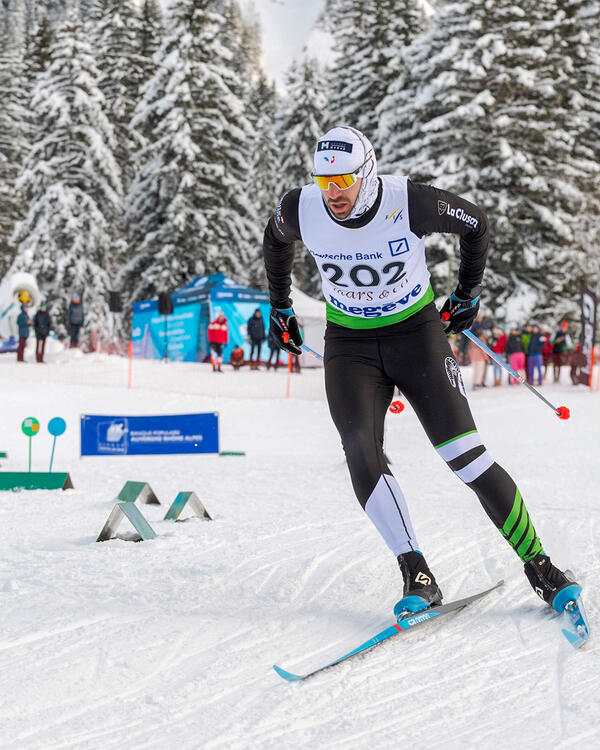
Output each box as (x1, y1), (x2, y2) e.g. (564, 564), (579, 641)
(281, 332), (323, 360)
(456, 325), (570, 420)
(300, 343), (323, 360)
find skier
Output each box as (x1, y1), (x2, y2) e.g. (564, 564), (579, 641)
(263, 125), (577, 618)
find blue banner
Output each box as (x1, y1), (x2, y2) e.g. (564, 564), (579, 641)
(80, 413), (219, 456)
(131, 302), (203, 362)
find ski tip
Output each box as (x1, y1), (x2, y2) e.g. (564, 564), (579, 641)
(561, 628), (588, 649)
(273, 664), (304, 682)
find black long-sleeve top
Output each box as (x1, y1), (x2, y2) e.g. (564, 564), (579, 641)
(262, 178), (488, 309)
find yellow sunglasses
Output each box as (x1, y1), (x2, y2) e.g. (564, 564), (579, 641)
(312, 155), (372, 190)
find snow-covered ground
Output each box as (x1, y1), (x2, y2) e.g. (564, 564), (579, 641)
(0, 349), (598, 749)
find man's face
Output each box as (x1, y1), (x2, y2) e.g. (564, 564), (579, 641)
(320, 177), (362, 219)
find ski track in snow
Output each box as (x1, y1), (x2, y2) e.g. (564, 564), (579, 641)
(0, 352), (598, 749)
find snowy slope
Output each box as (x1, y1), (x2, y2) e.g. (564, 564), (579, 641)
(0, 350), (598, 749)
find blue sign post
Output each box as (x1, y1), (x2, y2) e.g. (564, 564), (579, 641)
(80, 413), (219, 456)
(48, 417), (67, 471)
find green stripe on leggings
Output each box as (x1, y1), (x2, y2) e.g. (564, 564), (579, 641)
(501, 488), (544, 562)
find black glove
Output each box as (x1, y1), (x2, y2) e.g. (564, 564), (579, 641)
(440, 284), (482, 334)
(270, 307), (303, 355)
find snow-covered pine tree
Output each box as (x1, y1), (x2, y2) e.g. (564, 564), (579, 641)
(478, 0), (597, 323)
(278, 58), (327, 194)
(378, 0), (599, 323)
(277, 57), (327, 295)
(95, 0), (142, 196)
(124, 0), (261, 307)
(248, 71), (280, 287)
(83, 0), (107, 47)
(209, 0), (262, 284)
(137, 0), (163, 93)
(10, 7), (122, 341)
(378, 0), (492, 302)
(240, 2), (261, 80)
(326, 0), (425, 151)
(555, 0), (600, 301)
(131, 0), (164, 147)
(123, 0), (218, 305)
(0, 3), (28, 277)
(25, 11), (54, 78)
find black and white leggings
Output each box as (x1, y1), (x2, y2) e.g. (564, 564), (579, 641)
(324, 303), (542, 563)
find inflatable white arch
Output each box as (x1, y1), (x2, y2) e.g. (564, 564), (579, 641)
(0, 272), (41, 346)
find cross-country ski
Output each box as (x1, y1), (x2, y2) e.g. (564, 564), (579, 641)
(274, 580), (504, 681)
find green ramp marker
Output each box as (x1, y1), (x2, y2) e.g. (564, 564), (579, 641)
(0, 452), (7, 467)
(219, 451), (246, 456)
(0, 472), (74, 491)
(164, 491), (212, 522)
(117, 481), (160, 505)
(96, 502), (157, 542)
(21, 417), (40, 471)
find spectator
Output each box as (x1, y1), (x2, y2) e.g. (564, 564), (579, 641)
(266, 329), (281, 370)
(527, 324), (545, 386)
(469, 314), (488, 389)
(521, 322), (532, 380)
(455, 329), (469, 366)
(34, 302), (51, 363)
(569, 344), (588, 386)
(230, 344), (245, 371)
(16, 304), (33, 362)
(551, 320), (572, 383)
(541, 329), (553, 381)
(505, 327), (526, 385)
(68, 293), (84, 348)
(247, 308), (266, 368)
(207, 309), (228, 372)
(490, 326), (507, 386)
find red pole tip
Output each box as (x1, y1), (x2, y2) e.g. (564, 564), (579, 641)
(389, 400), (405, 414)
(556, 406), (570, 420)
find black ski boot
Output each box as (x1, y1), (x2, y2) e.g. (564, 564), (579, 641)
(394, 551), (443, 618)
(524, 552), (579, 613)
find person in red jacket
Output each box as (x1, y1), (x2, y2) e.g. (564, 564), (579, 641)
(207, 310), (228, 372)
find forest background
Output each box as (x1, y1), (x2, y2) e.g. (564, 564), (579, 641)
(0, 0), (598, 339)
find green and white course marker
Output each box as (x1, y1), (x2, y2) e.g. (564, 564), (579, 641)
(164, 492), (212, 522)
(96, 502), (157, 542)
(117, 481), (160, 505)
(21, 417), (40, 472)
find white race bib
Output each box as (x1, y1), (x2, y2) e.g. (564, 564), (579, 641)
(299, 176), (430, 320)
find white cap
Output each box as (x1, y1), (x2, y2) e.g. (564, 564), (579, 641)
(313, 126), (372, 175)
(313, 126), (379, 220)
